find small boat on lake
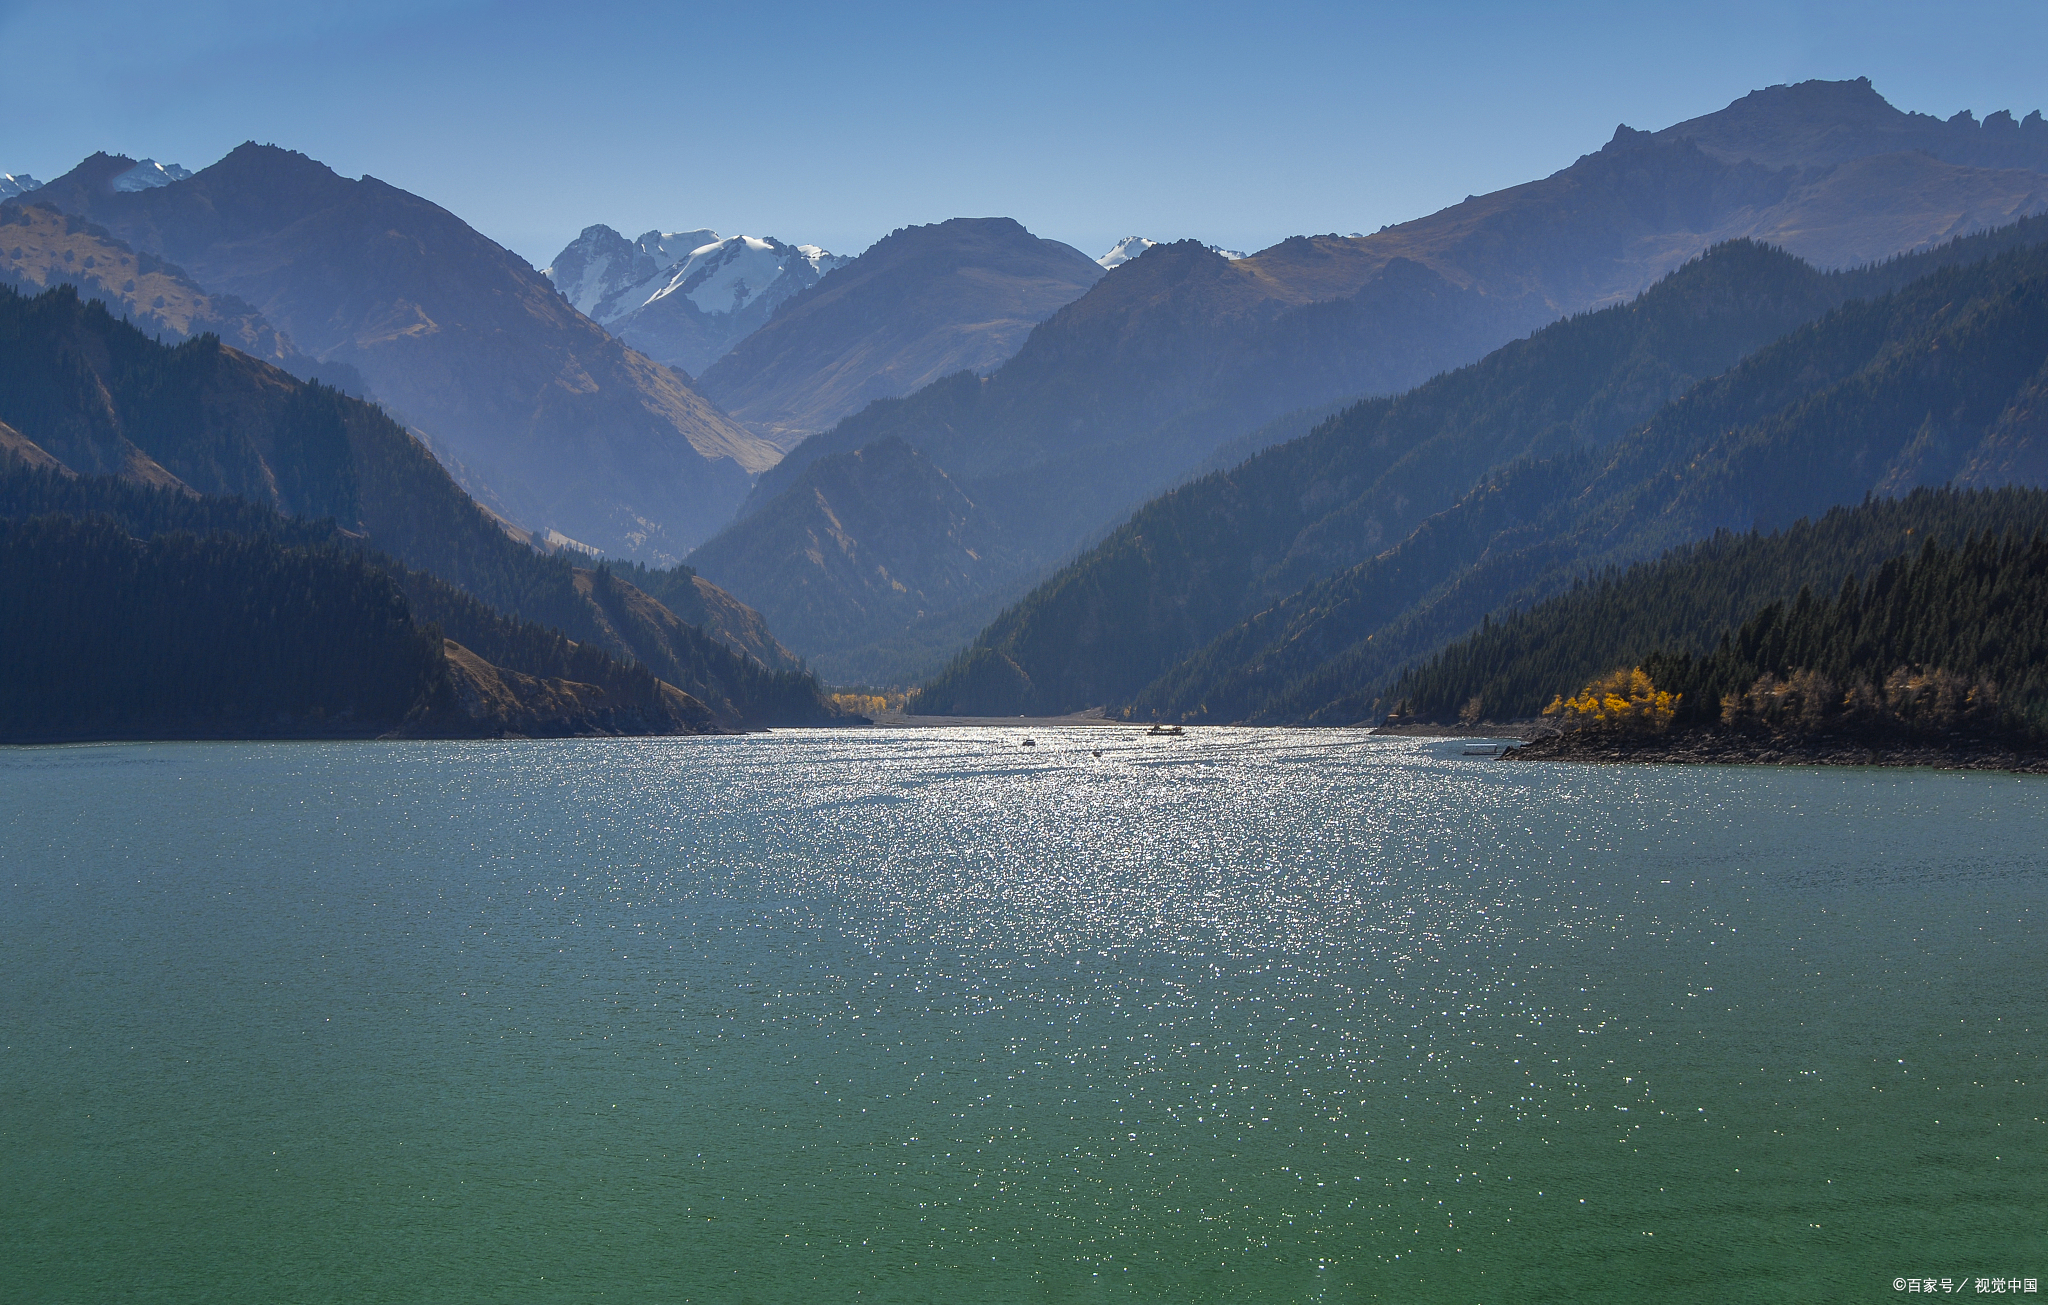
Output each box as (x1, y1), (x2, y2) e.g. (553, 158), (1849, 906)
(1146, 724), (1185, 737)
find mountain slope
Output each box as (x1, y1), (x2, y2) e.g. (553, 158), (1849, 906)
(696, 217), (1104, 450)
(1382, 486), (2048, 728)
(915, 217), (2048, 718)
(0, 199), (366, 393)
(0, 498), (720, 741)
(687, 436), (1021, 682)
(1138, 231), (2048, 726)
(34, 146), (772, 560)
(0, 283), (831, 723)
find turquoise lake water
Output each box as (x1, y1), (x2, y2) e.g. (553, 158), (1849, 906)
(1, 729), (2042, 1302)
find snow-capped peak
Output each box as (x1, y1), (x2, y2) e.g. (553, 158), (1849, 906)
(639, 234), (848, 318)
(632, 228), (721, 266)
(1098, 236), (1155, 269)
(546, 223), (849, 326)
(1100, 236), (1248, 268)
(0, 173), (42, 201)
(111, 159), (192, 192)
(544, 224), (720, 320)
(544, 222), (853, 374)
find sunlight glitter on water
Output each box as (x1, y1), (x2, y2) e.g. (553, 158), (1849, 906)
(2, 728), (2042, 1302)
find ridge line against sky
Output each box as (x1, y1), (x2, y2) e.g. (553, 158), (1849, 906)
(4, 0), (2046, 268)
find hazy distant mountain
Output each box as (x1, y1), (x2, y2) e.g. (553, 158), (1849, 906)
(687, 437), (1022, 684)
(1653, 77), (2048, 171)
(545, 224), (849, 376)
(694, 217), (1104, 452)
(722, 78), (2048, 684)
(35, 146), (774, 562)
(0, 200), (367, 395)
(915, 218), (2048, 720)
(0, 174), (40, 201)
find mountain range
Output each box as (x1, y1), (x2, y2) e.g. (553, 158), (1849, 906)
(545, 224), (849, 378)
(28, 145), (773, 562)
(688, 78), (2048, 685)
(12, 74), (2048, 733)
(916, 217), (2048, 720)
(0, 281), (827, 730)
(692, 217), (1106, 452)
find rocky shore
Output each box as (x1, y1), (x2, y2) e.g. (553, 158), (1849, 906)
(1503, 728), (2048, 774)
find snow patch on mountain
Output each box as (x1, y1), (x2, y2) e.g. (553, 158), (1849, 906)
(1100, 235), (1247, 268)
(0, 173), (42, 201)
(1098, 236), (1155, 268)
(547, 225), (846, 326)
(545, 223), (851, 375)
(111, 160), (192, 192)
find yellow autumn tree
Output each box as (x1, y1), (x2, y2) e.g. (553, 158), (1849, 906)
(1543, 667), (1679, 733)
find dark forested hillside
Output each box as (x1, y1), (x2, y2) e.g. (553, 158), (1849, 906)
(1117, 230), (2048, 727)
(916, 218), (2048, 718)
(1642, 531), (2048, 735)
(0, 513), (443, 738)
(0, 461), (834, 731)
(1385, 487), (2048, 726)
(0, 285), (833, 722)
(0, 508), (732, 741)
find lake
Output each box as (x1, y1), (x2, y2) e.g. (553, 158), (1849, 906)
(2, 729), (2041, 1302)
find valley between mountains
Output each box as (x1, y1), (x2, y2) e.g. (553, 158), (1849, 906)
(8, 76), (2048, 746)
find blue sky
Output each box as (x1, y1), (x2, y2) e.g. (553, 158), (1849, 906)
(4, 1), (2044, 268)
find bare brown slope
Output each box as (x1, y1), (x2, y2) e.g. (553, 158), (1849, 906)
(696, 218), (1102, 449)
(0, 419), (73, 475)
(36, 146), (772, 562)
(664, 573), (803, 672)
(0, 200), (338, 381)
(404, 640), (718, 739)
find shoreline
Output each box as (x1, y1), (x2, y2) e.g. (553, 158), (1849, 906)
(1503, 729), (2048, 774)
